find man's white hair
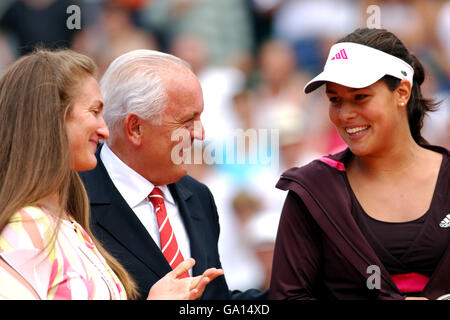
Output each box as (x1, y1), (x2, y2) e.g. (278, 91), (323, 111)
(100, 49), (190, 144)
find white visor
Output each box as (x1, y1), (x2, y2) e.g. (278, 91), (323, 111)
(304, 42), (414, 93)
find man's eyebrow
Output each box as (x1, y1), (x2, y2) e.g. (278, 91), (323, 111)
(90, 100), (103, 108)
(182, 111), (200, 120)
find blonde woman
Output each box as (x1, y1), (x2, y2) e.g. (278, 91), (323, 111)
(0, 49), (223, 300)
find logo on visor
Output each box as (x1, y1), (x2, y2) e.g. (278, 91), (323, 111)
(331, 49), (348, 60)
(401, 71), (407, 76)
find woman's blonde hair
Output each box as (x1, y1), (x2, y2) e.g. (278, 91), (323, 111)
(0, 48), (138, 299)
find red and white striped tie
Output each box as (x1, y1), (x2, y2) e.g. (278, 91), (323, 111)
(148, 187), (189, 278)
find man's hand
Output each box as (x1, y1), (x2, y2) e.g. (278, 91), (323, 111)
(147, 258), (224, 300)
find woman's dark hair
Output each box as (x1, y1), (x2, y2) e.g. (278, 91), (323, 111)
(336, 28), (439, 145)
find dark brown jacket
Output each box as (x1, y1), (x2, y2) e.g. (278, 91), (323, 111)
(270, 146), (450, 300)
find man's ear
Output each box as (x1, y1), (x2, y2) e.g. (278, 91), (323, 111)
(395, 79), (412, 108)
(124, 114), (142, 146)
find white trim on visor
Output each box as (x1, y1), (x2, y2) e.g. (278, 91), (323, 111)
(304, 42), (414, 93)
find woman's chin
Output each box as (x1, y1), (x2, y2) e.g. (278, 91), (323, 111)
(72, 157), (98, 172)
(347, 143), (372, 157)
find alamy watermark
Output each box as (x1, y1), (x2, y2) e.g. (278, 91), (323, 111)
(367, 265), (381, 290)
(366, 5), (381, 29)
(66, 5), (81, 30)
(170, 121), (280, 170)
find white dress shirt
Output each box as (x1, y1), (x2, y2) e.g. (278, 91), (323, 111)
(100, 144), (192, 275)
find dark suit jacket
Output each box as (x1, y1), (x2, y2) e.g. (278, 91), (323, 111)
(79, 147), (267, 300)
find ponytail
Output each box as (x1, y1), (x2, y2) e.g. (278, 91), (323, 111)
(406, 54), (439, 144)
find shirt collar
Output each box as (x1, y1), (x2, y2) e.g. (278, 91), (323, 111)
(100, 144), (175, 208)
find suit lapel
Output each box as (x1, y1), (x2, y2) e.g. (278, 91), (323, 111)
(169, 181), (208, 276)
(82, 150), (172, 279)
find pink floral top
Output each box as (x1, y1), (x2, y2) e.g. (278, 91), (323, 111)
(0, 205), (127, 300)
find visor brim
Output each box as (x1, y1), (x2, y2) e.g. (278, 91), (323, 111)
(303, 69), (386, 94)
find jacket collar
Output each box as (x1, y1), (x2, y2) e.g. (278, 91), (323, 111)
(80, 144), (203, 277)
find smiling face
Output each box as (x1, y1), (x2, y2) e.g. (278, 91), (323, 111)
(136, 68), (205, 185)
(65, 76), (109, 171)
(326, 80), (409, 156)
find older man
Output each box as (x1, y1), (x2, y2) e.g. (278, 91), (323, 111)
(79, 50), (266, 300)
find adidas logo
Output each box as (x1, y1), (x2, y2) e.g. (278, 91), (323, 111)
(440, 214), (450, 228)
(331, 48), (348, 60)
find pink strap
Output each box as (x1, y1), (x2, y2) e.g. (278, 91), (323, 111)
(391, 272), (430, 293)
(318, 156), (346, 171)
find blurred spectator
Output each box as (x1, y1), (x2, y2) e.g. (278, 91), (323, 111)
(248, 38), (344, 168)
(185, 144), (266, 291)
(248, 0), (280, 51)
(245, 209), (281, 290)
(72, 0), (158, 77)
(272, 0), (361, 74)
(141, 0), (254, 66)
(170, 33), (246, 146)
(422, 91), (450, 149)
(0, 31), (14, 74)
(226, 191), (268, 290)
(0, 0), (79, 56)
(435, 0), (450, 90)
(251, 39), (308, 133)
(276, 103), (323, 169)
(361, 0), (427, 52)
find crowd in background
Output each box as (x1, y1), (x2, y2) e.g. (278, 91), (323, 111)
(0, 0), (448, 292)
